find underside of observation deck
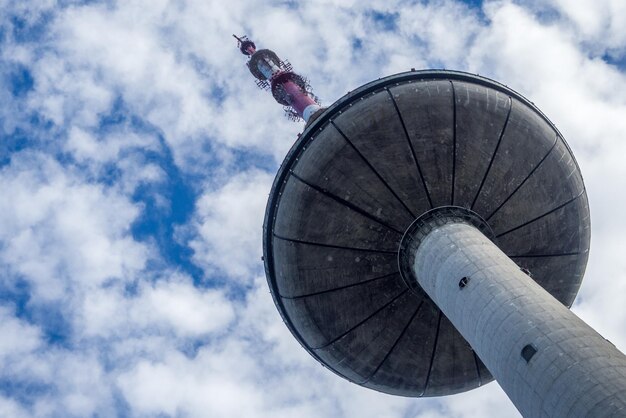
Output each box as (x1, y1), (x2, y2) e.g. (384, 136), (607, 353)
(263, 70), (591, 396)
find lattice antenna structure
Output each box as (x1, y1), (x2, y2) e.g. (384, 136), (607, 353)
(233, 34), (322, 122)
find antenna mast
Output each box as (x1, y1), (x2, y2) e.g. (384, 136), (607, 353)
(233, 34), (321, 122)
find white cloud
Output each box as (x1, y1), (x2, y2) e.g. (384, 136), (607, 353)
(188, 169), (273, 282)
(0, 395), (30, 418)
(135, 278), (234, 336)
(80, 274), (235, 339)
(28, 52), (114, 128)
(0, 306), (42, 359)
(0, 152), (148, 301)
(66, 127), (159, 165)
(43, 2), (223, 167)
(48, 352), (116, 417)
(535, 0), (626, 52)
(65, 126), (166, 194)
(397, 1), (481, 68)
(0, 305), (117, 417)
(117, 347), (266, 418)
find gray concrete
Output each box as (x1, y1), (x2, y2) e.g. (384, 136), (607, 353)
(413, 221), (626, 417)
(263, 70), (590, 396)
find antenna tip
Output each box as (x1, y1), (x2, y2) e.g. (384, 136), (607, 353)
(234, 35), (256, 56)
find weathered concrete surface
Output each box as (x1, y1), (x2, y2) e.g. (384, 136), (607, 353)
(449, 80), (511, 209)
(413, 221), (626, 417)
(263, 70), (590, 396)
(390, 80), (455, 208)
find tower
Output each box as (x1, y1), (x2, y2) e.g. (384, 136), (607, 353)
(237, 37), (626, 416)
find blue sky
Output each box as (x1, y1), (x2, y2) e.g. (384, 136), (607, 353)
(0, 0), (625, 417)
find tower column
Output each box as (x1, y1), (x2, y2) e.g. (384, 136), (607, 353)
(408, 219), (626, 417)
(280, 79), (320, 121)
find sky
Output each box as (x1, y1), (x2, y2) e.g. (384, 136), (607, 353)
(0, 0), (625, 417)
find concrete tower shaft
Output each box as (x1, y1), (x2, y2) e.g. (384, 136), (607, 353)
(233, 35), (321, 122)
(405, 213), (626, 417)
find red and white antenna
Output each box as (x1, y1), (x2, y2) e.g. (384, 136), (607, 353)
(233, 34), (322, 122)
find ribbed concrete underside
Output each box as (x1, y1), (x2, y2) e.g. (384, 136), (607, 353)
(263, 70), (591, 396)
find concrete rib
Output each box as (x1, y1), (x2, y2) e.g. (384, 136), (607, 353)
(470, 97), (513, 210)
